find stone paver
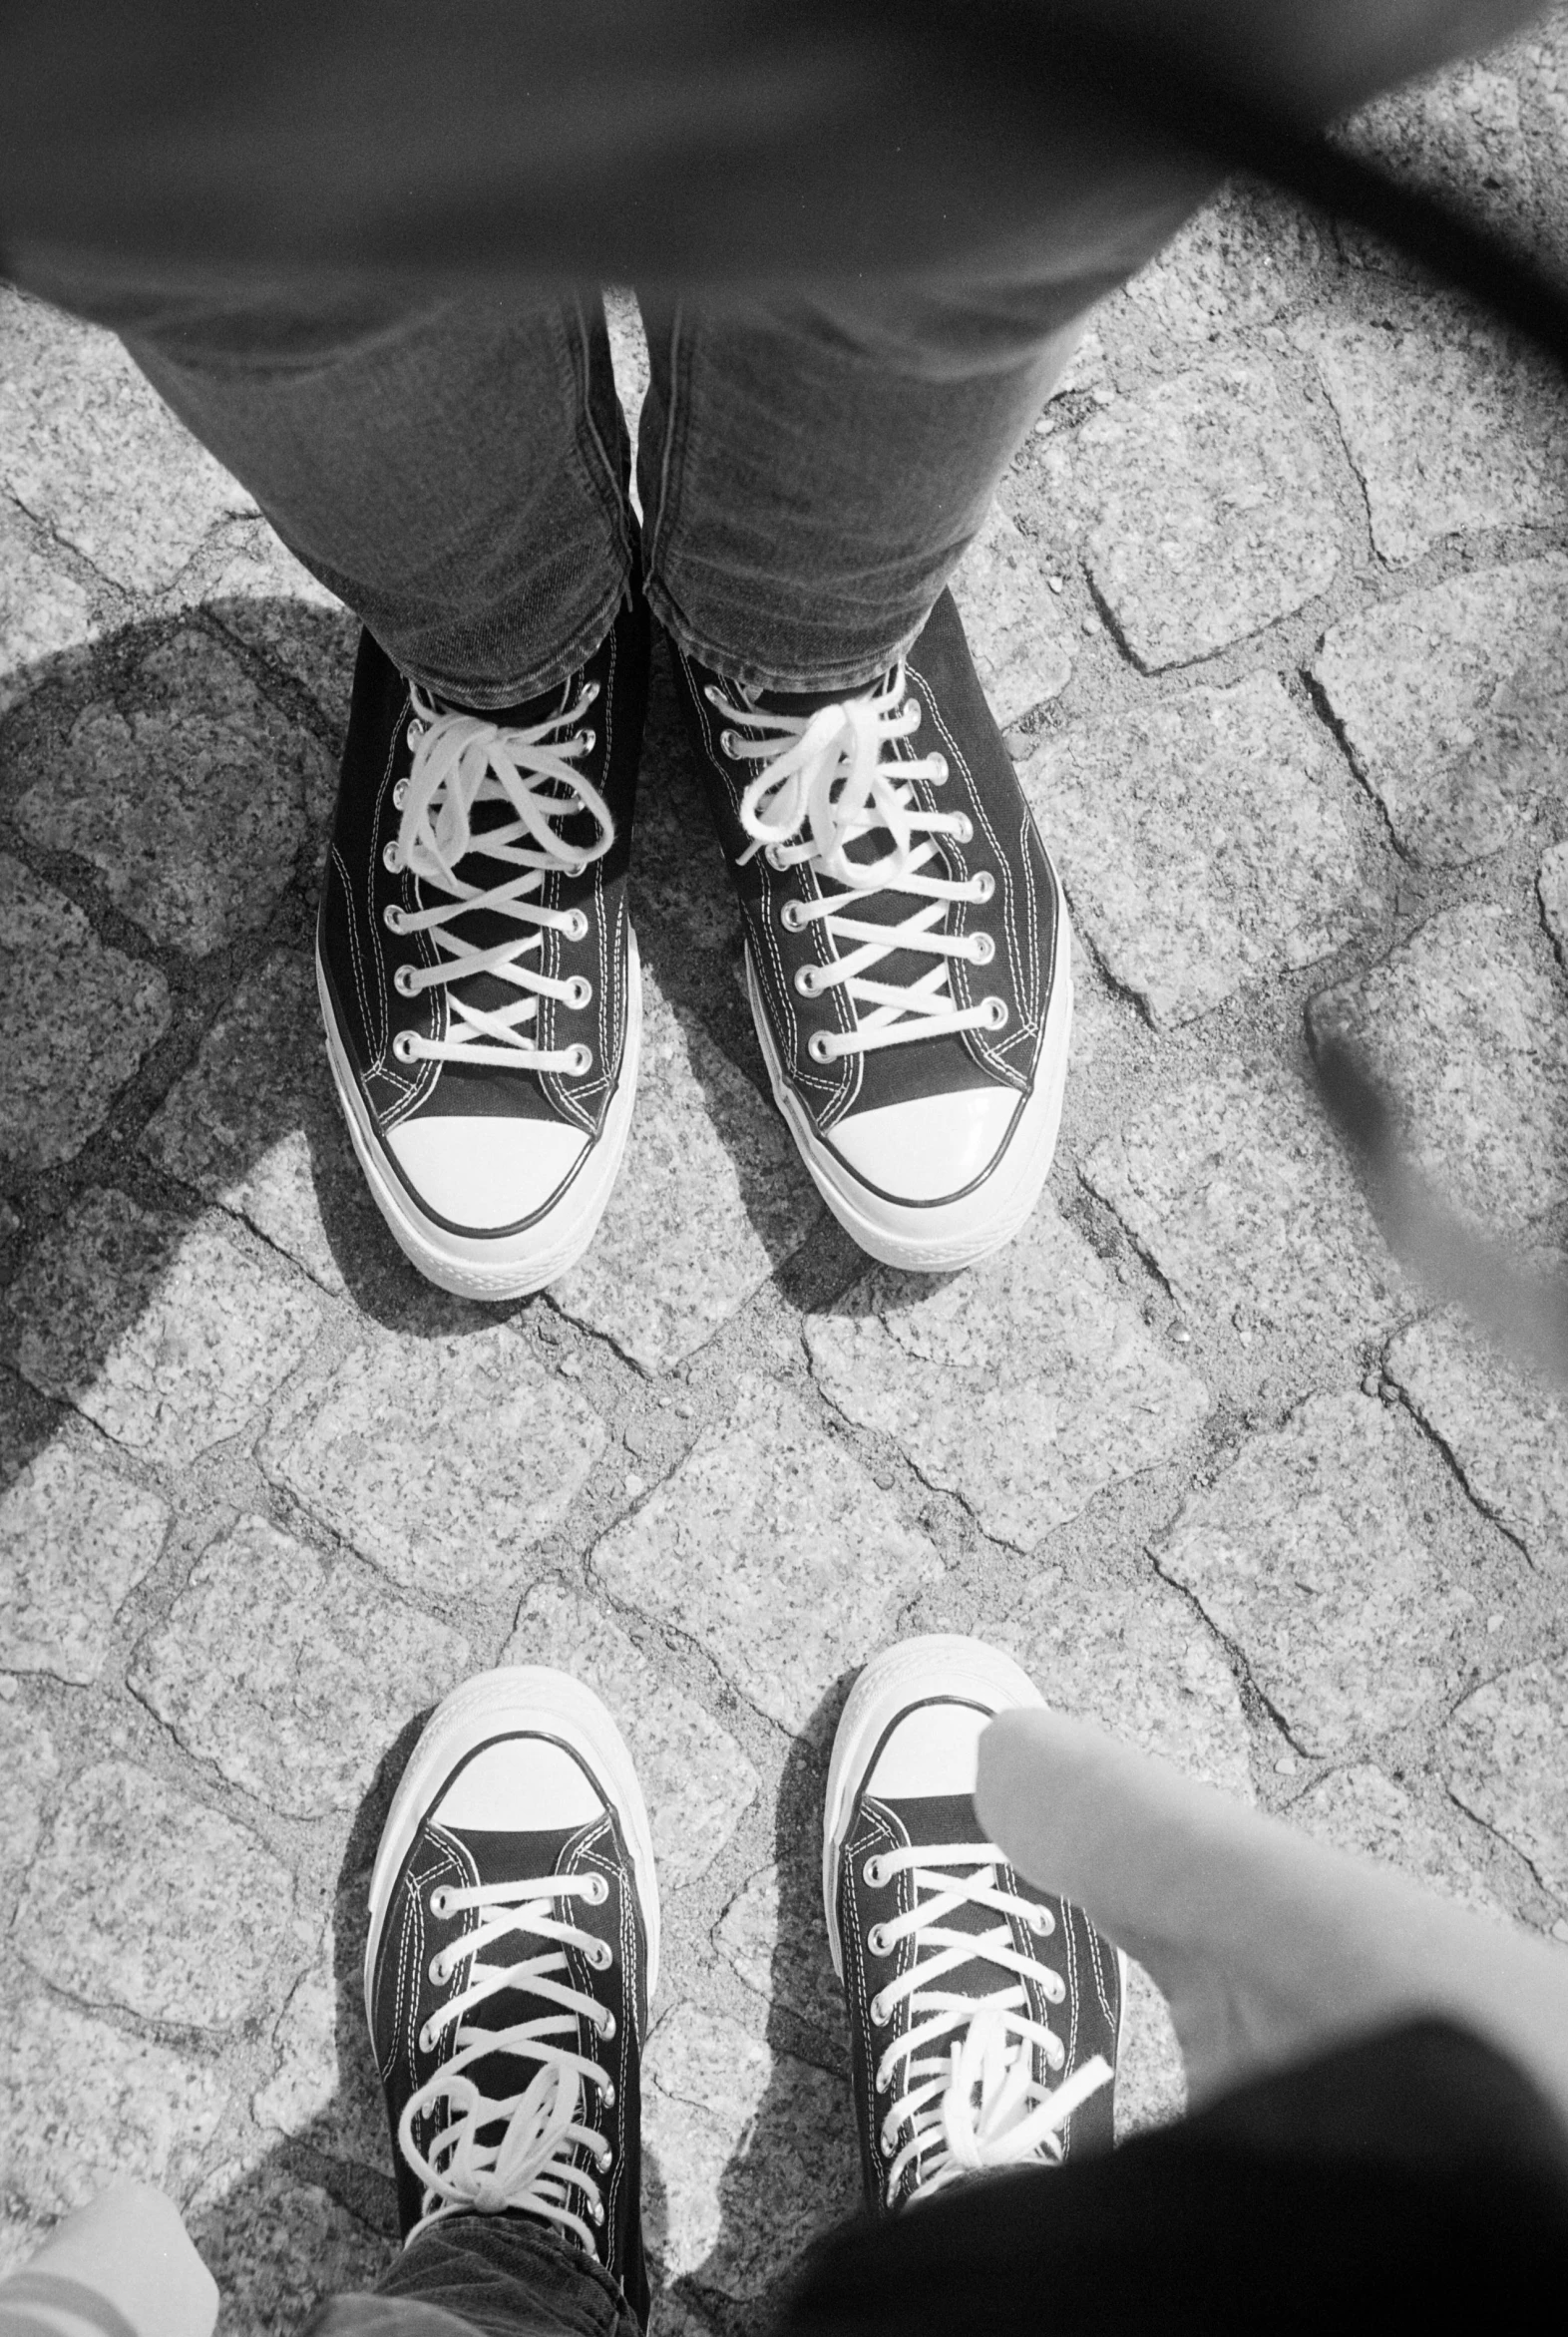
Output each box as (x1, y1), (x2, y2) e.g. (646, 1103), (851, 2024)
(713, 1862), (845, 2040)
(0, 1697), (61, 1903)
(991, 1562), (1253, 1798)
(15, 1758), (302, 2028)
(1023, 673), (1372, 1025)
(1541, 841), (1568, 959)
(0, 855), (171, 1175)
(950, 497), (1075, 724)
(14, 630), (333, 956)
(200, 523), (358, 735)
(130, 1515), (472, 1817)
(553, 969), (821, 1372)
(1035, 352), (1341, 667)
(1124, 181), (1326, 342)
(1341, 52), (1536, 256)
(0, 496), (99, 714)
(645, 2004), (859, 2296)
(261, 1324), (605, 1596)
(1083, 1062), (1398, 1348)
(0, 1989), (226, 2219)
(1388, 1305), (1568, 1574)
(590, 1375), (944, 1732)
(1293, 294), (1568, 563)
(506, 1581), (759, 1885)
(0, 1424), (170, 1682)
(0, 1190), (322, 1466)
(252, 1874), (388, 2177)
(1314, 560), (1568, 866)
(806, 1200), (1208, 1552)
(1294, 1763), (1506, 1917)
(0, 287), (251, 593)
(140, 947), (384, 1298)
(1156, 1393), (1480, 1755)
(1308, 904), (1568, 1234)
(186, 2160), (393, 2337)
(1444, 1653), (1568, 1903)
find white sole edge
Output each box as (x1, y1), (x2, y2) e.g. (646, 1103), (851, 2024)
(747, 889), (1074, 1274)
(316, 934), (642, 1301)
(821, 1634), (1047, 1978)
(365, 1665), (662, 2032)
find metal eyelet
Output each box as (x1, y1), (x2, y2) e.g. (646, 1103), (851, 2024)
(867, 1922), (892, 1958)
(383, 903), (406, 933)
(863, 1855), (887, 1888)
(566, 1043), (592, 1075)
(969, 932), (995, 967)
(597, 2144), (614, 2172)
(429, 1952), (450, 1986)
(564, 910), (589, 942)
(928, 750), (948, 783)
(794, 965), (820, 997)
(588, 1938), (613, 1973)
(565, 975), (592, 1010)
(980, 996), (1009, 1032)
(1047, 2039), (1065, 2072)
(393, 778), (409, 809)
(703, 683), (726, 709)
(765, 843), (788, 871)
(874, 2065), (891, 2096)
(879, 2128), (896, 2158)
(720, 726), (742, 759)
(583, 1873), (609, 1906)
(583, 680), (601, 706)
(382, 841), (402, 873)
(406, 716), (427, 745)
(429, 1887), (453, 1919)
(1047, 1972), (1066, 2004)
(394, 964), (419, 996)
(951, 813), (974, 845)
(589, 2200), (604, 2227)
(576, 728), (596, 756)
(906, 701), (922, 734)
(599, 2010), (617, 2041)
(1027, 1905), (1054, 1938)
(973, 870), (996, 905)
(780, 900), (806, 933)
(561, 856), (588, 879)
(869, 1992), (890, 2028)
(807, 1031), (835, 1065)
(393, 1031), (419, 1064)
(418, 2021), (436, 2054)
(601, 2079), (616, 2108)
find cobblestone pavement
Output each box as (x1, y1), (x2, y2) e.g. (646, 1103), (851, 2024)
(5, 25), (1568, 2336)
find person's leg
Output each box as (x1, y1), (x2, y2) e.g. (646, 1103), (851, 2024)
(302, 2211), (638, 2337)
(0, 2180), (217, 2337)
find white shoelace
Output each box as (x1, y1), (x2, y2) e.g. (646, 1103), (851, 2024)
(708, 669), (1007, 1063)
(863, 1841), (1113, 2206)
(400, 1872), (618, 2249)
(384, 684), (614, 1075)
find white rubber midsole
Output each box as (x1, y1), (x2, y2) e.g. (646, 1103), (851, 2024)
(317, 932), (641, 1300)
(365, 1665), (662, 2028)
(747, 890), (1074, 1274)
(822, 1635), (1047, 1977)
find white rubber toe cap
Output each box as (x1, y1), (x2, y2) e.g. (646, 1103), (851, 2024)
(434, 1737), (604, 1831)
(385, 1115), (588, 1231)
(830, 1087), (1020, 1202)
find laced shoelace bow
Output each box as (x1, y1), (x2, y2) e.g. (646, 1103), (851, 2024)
(708, 669), (1008, 1064)
(399, 1872), (620, 2249)
(384, 684), (614, 1075)
(862, 1841), (1112, 2205)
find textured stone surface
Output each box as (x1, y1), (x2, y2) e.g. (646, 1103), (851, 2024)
(201, 523), (358, 735)
(1308, 905), (1568, 1234)
(1, 1190), (322, 1465)
(1024, 674), (1372, 1025)
(1340, 53), (1537, 262)
(141, 948), (384, 1298)
(1124, 180), (1326, 342)
(591, 1376), (943, 1732)
(131, 1515), (472, 1816)
(1445, 1654), (1568, 1902)
(0, 1696), (60, 1901)
(1388, 1305), (1568, 1574)
(262, 1325), (605, 1596)
(0, 1425), (170, 1682)
(1294, 295), (1568, 563)
(252, 1874), (388, 2176)
(1035, 352), (1341, 668)
(991, 1562), (1253, 1798)
(0, 496), (99, 713)
(0, 1989), (225, 2217)
(806, 1201), (1208, 1552)
(14, 630), (333, 956)
(187, 2160), (393, 2337)
(0, 287), (250, 592)
(0, 855), (171, 1175)
(949, 498), (1075, 725)
(1294, 1763), (1506, 1917)
(553, 971), (821, 1371)
(506, 1581), (759, 1885)
(1083, 1062), (1398, 1347)
(1541, 841), (1568, 959)
(15, 1758), (300, 2027)
(645, 2005), (859, 2295)
(713, 1862), (845, 2039)
(1156, 1392), (1477, 1755)
(1314, 560), (1568, 865)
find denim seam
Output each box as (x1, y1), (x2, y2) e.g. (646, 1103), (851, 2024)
(645, 580), (931, 696)
(641, 298), (687, 610)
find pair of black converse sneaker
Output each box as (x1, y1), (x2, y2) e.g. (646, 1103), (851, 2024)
(317, 585), (1071, 1297)
(364, 1639), (1120, 2315)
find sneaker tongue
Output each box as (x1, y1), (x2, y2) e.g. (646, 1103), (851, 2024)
(882, 1791), (1010, 2005)
(441, 1823), (591, 2118)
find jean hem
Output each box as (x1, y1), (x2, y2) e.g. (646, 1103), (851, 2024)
(645, 574), (929, 694)
(387, 567), (633, 712)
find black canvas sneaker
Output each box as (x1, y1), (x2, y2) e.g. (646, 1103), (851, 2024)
(824, 1637), (1120, 2216)
(364, 1667), (659, 2321)
(671, 591), (1071, 1273)
(317, 591), (650, 1299)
